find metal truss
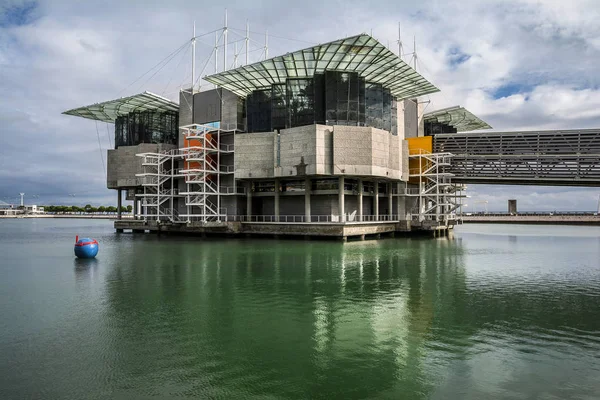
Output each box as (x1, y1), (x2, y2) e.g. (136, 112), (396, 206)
(403, 148), (465, 224)
(179, 124), (236, 223)
(135, 150), (185, 223)
(434, 129), (600, 185)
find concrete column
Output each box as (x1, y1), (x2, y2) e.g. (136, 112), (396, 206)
(274, 178), (280, 222)
(397, 183), (406, 220)
(246, 181), (252, 219)
(305, 176), (311, 223)
(339, 176), (345, 223)
(374, 181), (379, 221)
(133, 197), (138, 220)
(388, 182), (393, 220)
(358, 179), (363, 222)
(117, 189), (122, 220)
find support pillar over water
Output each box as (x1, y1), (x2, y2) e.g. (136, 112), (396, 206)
(274, 178), (280, 222)
(374, 181), (379, 221)
(246, 181), (252, 219)
(388, 182), (393, 220)
(358, 179), (363, 222)
(339, 176), (345, 223)
(133, 197), (138, 220)
(117, 189), (122, 220)
(305, 176), (311, 223)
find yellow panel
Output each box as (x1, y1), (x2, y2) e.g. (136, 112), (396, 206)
(406, 136), (432, 183)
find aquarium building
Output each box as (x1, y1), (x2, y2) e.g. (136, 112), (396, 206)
(64, 34), (490, 239)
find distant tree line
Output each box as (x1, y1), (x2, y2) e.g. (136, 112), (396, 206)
(43, 205), (133, 213)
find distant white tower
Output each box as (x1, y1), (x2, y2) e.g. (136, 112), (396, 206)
(19, 193), (24, 207)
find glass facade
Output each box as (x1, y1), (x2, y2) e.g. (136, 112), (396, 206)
(245, 71), (397, 134)
(114, 111), (178, 148)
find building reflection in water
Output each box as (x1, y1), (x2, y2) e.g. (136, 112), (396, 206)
(98, 235), (469, 398)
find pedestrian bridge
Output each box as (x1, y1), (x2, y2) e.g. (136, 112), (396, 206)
(433, 128), (600, 186)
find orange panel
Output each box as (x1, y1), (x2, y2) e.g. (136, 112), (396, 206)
(406, 136), (433, 184)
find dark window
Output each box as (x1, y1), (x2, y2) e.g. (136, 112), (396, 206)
(287, 79), (315, 128)
(247, 89), (272, 133)
(114, 111), (178, 148)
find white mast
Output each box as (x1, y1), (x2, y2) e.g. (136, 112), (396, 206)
(245, 20), (249, 65)
(191, 21), (196, 92)
(413, 36), (417, 70)
(397, 22), (403, 59)
(233, 41), (238, 68)
(215, 31), (219, 73)
(264, 30), (268, 59)
(223, 9), (228, 72)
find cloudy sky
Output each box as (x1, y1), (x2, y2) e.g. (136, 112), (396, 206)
(1, 0), (600, 211)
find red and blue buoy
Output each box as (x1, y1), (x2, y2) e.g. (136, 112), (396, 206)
(74, 236), (98, 259)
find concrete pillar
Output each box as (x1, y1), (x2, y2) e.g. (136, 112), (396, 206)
(274, 178), (280, 222)
(374, 181), (379, 221)
(339, 176), (345, 223)
(246, 181), (252, 219)
(117, 189), (122, 220)
(397, 183), (406, 220)
(305, 176), (311, 223)
(358, 179), (363, 222)
(388, 182), (393, 220)
(133, 197), (138, 220)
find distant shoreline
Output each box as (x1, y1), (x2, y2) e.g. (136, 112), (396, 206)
(0, 214), (133, 220)
(461, 215), (600, 226)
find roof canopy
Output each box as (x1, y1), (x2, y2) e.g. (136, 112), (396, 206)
(63, 91), (179, 123)
(204, 34), (439, 100)
(424, 106), (492, 132)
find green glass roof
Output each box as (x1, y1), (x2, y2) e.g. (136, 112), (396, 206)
(63, 91), (179, 123)
(204, 34), (439, 100)
(424, 106), (492, 132)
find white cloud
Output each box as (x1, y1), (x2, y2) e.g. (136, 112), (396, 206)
(1, 0), (600, 208)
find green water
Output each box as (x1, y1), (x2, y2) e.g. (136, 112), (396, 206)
(1, 219), (600, 399)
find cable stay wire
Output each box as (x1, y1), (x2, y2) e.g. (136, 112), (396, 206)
(95, 121), (107, 181)
(228, 27), (318, 45)
(116, 39), (190, 97)
(105, 122), (112, 149)
(161, 41), (191, 96)
(135, 42), (191, 94)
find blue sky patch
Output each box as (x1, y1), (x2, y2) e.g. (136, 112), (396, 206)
(491, 82), (534, 99)
(448, 46), (470, 67)
(0, 1), (38, 28)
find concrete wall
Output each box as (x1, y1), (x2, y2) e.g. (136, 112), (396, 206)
(107, 143), (176, 189)
(234, 132), (276, 179)
(235, 124), (411, 183)
(193, 89), (221, 124)
(403, 99), (419, 139)
(276, 125), (318, 177)
(332, 126), (402, 180)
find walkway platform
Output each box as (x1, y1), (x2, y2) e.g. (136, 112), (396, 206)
(114, 219), (452, 240)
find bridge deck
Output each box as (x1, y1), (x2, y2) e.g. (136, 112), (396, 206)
(433, 129), (600, 186)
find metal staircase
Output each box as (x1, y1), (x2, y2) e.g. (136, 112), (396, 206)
(405, 148), (465, 223)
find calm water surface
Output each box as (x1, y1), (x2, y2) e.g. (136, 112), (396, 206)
(1, 219), (600, 399)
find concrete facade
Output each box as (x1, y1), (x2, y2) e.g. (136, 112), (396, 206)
(107, 143), (177, 189)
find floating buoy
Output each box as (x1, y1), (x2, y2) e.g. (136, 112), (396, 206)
(74, 236), (98, 259)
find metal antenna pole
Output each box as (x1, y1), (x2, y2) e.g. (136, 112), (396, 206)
(191, 21), (196, 92)
(223, 9), (228, 72)
(234, 41), (238, 68)
(245, 20), (249, 65)
(264, 30), (268, 60)
(213, 31), (219, 89)
(413, 36), (417, 70)
(397, 22), (403, 59)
